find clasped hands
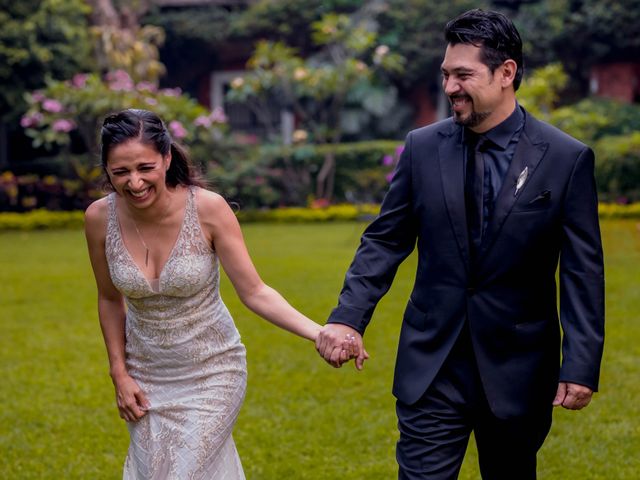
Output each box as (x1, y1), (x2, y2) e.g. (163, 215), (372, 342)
(315, 323), (369, 369)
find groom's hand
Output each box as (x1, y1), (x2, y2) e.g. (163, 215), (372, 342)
(553, 382), (593, 410)
(316, 324), (368, 370)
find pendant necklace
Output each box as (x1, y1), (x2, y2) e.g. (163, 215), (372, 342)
(129, 194), (173, 268)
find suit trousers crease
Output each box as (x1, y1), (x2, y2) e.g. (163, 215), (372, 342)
(396, 324), (553, 480)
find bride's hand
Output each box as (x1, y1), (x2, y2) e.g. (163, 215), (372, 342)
(112, 373), (150, 422)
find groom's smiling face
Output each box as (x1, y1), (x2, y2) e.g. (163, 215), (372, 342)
(440, 43), (513, 132)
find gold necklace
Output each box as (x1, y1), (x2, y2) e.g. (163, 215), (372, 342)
(129, 194), (173, 267)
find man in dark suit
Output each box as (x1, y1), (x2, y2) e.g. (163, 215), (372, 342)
(316, 9), (604, 480)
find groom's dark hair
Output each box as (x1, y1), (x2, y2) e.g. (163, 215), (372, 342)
(444, 9), (524, 90)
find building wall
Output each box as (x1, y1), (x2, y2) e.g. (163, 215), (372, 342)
(590, 63), (640, 103)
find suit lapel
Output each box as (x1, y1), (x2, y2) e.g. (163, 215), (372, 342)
(479, 114), (549, 258)
(438, 125), (471, 270)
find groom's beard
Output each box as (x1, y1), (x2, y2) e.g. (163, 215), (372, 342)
(452, 107), (491, 128)
(449, 95), (491, 128)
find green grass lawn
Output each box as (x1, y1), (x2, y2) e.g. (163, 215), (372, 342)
(0, 220), (638, 479)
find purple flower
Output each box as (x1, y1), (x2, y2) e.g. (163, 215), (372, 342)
(71, 73), (88, 88)
(42, 99), (63, 113)
(52, 119), (75, 133)
(209, 107), (227, 124)
(194, 115), (212, 128)
(386, 171), (395, 183)
(145, 97), (158, 106)
(382, 154), (394, 166)
(169, 120), (187, 139)
(395, 145), (404, 158)
(31, 92), (45, 103)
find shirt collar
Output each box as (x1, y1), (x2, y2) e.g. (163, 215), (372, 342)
(463, 103), (524, 150)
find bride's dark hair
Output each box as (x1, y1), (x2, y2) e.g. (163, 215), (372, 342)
(100, 109), (205, 189)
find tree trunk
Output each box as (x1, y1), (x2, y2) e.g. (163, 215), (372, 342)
(315, 150), (336, 201)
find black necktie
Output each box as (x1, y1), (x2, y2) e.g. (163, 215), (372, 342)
(465, 134), (485, 259)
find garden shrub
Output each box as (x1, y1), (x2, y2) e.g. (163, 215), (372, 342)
(210, 140), (402, 208)
(594, 132), (640, 203)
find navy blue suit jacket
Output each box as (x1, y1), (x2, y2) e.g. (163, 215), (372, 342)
(328, 110), (605, 418)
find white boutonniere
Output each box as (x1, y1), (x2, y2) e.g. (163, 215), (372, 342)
(515, 166), (528, 196)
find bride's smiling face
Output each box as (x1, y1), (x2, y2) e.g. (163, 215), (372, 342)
(106, 139), (172, 208)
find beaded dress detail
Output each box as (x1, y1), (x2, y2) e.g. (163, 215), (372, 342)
(105, 186), (247, 480)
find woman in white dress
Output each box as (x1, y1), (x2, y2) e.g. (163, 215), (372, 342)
(84, 109), (357, 479)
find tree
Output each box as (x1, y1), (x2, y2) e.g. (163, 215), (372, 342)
(513, 0), (640, 95)
(0, 0), (91, 121)
(85, 0), (165, 83)
(228, 10), (404, 201)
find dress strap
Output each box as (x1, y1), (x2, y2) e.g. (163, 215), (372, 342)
(106, 192), (117, 232)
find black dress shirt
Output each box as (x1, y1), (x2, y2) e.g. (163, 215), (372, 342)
(463, 105), (525, 236)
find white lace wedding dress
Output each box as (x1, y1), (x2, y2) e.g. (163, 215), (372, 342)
(105, 186), (247, 479)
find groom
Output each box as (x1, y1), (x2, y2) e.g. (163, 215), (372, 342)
(316, 8), (604, 479)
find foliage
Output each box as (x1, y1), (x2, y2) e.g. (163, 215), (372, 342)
(0, 168), (102, 213)
(0, 208), (85, 230)
(208, 140), (402, 208)
(377, 0), (483, 88)
(90, 24), (166, 83)
(0, 0), (91, 121)
(237, 203), (380, 223)
(517, 63), (568, 119)
(20, 69), (229, 167)
(229, 11), (405, 200)
(550, 98), (640, 144)
(230, 0), (362, 47)
(514, 0), (640, 91)
(1, 221), (639, 478)
(594, 132), (640, 203)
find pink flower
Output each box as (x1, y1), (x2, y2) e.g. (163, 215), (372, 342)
(20, 112), (43, 128)
(194, 115), (212, 128)
(386, 172), (395, 183)
(161, 87), (182, 97)
(145, 97), (158, 106)
(52, 119), (76, 133)
(31, 92), (45, 103)
(382, 154), (394, 166)
(106, 70), (134, 91)
(136, 81), (156, 92)
(169, 120), (187, 139)
(42, 99), (63, 113)
(209, 107), (227, 124)
(395, 145), (404, 158)
(71, 73), (88, 88)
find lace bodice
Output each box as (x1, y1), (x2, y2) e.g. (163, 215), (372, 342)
(106, 185), (217, 299)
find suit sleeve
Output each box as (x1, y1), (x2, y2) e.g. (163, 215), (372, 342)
(558, 146), (605, 391)
(327, 133), (419, 334)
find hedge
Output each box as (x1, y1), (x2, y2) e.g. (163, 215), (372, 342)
(1, 203), (638, 231)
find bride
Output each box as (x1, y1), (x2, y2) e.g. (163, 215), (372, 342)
(84, 109), (358, 479)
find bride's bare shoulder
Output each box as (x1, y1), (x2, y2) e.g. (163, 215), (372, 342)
(194, 187), (237, 229)
(84, 196), (110, 235)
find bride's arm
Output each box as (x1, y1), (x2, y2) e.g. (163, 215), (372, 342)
(85, 200), (149, 421)
(197, 190), (322, 342)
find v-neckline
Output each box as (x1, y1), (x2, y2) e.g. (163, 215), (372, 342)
(113, 187), (191, 291)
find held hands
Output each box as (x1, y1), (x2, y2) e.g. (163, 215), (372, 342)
(315, 323), (369, 370)
(553, 382), (593, 410)
(112, 373), (151, 422)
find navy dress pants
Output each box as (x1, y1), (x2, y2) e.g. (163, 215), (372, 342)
(396, 327), (553, 480)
